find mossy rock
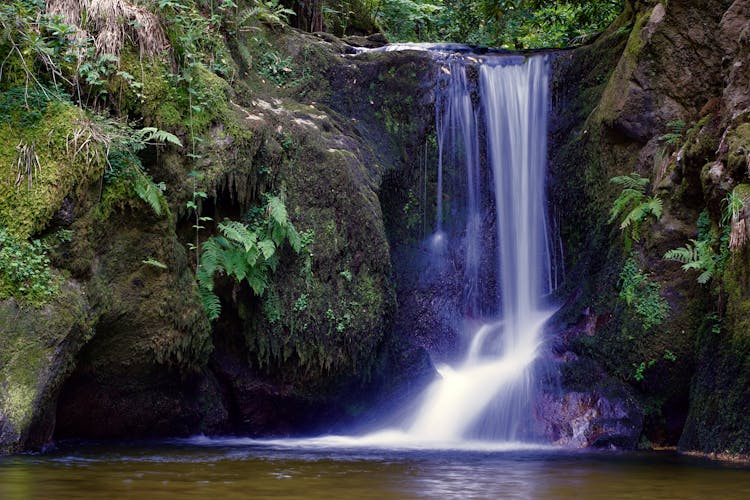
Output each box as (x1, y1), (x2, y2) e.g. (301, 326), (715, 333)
(119, 52), (231, 138)
(680, 247), (750, 455)
(0, 281), (93, 454)
(48, 195), (217, 439)
(726, 123), (750, 179)
(0, 98), (104, 239)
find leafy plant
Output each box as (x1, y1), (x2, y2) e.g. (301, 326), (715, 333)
(131, 127), (183, 148)
(609, 172), (663, 248)
(633, 359), (656, 382)
(133, 175), (168, 216)
(0, 227), (59, 306)
(257, 48), (294, 86)
(619, 254), (669, 330)
(236, 0), (296, 28)
(142, 257), (168, 269)
(706, 312), (722, 334)
(664, 239), (717, 284)
(196, 196), (304, 321)
(660, 120), (686, 147)
(186, 170), (210, 267)
(104, 124), (180, 217)
(664, 208), (731, 285)
(633, 350), (676, 382)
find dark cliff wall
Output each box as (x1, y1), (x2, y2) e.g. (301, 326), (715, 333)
(551, 0), (750, 456)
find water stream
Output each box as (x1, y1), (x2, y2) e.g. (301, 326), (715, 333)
(366, 53), (557, 446)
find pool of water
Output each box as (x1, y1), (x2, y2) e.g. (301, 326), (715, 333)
(1, 438), (748, 499)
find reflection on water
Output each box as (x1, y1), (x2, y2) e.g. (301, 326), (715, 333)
(1, 440), (749, 499)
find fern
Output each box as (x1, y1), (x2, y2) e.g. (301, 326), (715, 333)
(219, 220), (257, 251)
(199, 284), (221, 322)
(132, 127), (183, 148)
(142, 257), (168, 269)
(619, 254), (669, 329)
(664, 238), (717, 284)
(660, 120), (686, 147)
(196, 196), (309, 322)
(238, 1), (296, 27)
(611, 173), (649, 191)
(133, 173), (167, 216)
(609, 172), (662, 245)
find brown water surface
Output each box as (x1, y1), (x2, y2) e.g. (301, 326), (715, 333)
(1, 439), (748, 499)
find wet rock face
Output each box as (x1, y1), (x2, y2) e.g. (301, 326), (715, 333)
(536, 391), (643, 449)
(719, 0), (750, 115)
(50, 209), (217, 441)
(599, 0), (732, 142)
(550, 0), (750, 456)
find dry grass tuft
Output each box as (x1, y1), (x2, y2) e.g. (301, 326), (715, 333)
(46, 0), (169, 58)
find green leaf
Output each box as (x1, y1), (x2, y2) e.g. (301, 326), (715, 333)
(258, 239), (276, 259)
(142, 257), (168, 269)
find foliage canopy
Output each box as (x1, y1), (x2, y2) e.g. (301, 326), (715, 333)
(323, 0), (624, 48)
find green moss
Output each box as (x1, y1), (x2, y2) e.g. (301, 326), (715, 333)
(0, 100), (104, 238)
(727, 123), (750, 178)
(733, 183), (750, 202)
(596, 8), (651, 125)
(129, 55), (230, 137)
(0, 228), (60, 306)
(680, 248), (750, 454)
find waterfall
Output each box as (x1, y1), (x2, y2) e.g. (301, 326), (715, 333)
(285, 53), (558, 449)
(406, 55), (555, 442)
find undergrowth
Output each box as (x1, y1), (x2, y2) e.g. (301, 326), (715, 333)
(0, 227), (60, 306)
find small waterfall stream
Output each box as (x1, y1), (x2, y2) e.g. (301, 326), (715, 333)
(404, 55), (555, 443)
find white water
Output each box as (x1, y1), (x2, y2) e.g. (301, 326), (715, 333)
(397, 55), (554, 444)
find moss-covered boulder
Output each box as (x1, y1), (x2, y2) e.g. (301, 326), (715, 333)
(51, 199), (218, 439)
(0, 92), (105, 239)
(0, 282), (92, 454)
(179, 34), (437, 432)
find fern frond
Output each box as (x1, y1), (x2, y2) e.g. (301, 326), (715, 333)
(267, 196), (289, 226)
(609, 188), (644, 223)
(142, 257), (167, 269)
(664, 239), (716, 283)
(219, 220), (257, 251)
(133, 173), (166, 216)
(697, 270), (713, 284)
(199, 238), (222, 278)
(646, 197), (663, 220)
(246, 267), (268, 296)
(286, 226), (302, 253)
(610, 173), (648, 192)
(199, 284), (221, 321)
(664, 244), (697, 264)
(620, 203), (647, 230)
(132, 127), (183, 147)
(258, 239), (276, 260)
(236, 7), (264, 27)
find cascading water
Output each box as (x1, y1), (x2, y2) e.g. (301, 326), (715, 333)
(405, 55), (555, 443)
